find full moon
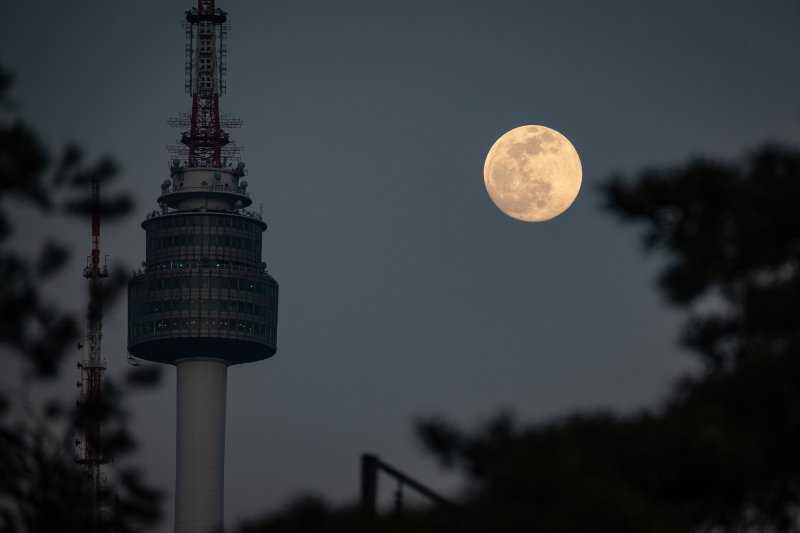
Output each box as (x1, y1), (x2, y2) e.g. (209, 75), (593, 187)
(483, 125), (582, 222)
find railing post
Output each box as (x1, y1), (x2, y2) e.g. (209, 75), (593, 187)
(394, 480), (404, 514)
(360, 454), (379, 516)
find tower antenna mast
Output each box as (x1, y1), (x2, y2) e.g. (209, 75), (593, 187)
(168, 0), (242, 167)
(76, 175), (109, 531)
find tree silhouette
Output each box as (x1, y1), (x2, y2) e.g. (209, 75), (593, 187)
(232, 143), (800, 532)
(414, 144), (800, 532)
(0, 68), (162, 532)
(600, 144), (800, 530)
(604, 145), (800, 370)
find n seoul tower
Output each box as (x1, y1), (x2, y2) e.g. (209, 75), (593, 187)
(127, 2), (278, 532)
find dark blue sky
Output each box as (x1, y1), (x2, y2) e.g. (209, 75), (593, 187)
(4, 1), (800, 530)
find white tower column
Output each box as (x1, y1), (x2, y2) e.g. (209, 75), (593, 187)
(175, 358), (228, 533)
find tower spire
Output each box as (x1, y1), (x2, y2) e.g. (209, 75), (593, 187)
(169, 0), (241, 167)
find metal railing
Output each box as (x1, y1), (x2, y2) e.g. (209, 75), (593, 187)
(144, 207), (262, 221)
(360, 454), (454, 516)
(160, 183), (249, 197)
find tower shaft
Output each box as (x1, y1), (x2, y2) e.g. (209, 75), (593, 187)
(175, 359), (227, 533)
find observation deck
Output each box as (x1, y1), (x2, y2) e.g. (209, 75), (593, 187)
(128, 167), (278, 366)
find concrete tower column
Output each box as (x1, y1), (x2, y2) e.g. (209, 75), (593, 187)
(175, 358), (228, 533)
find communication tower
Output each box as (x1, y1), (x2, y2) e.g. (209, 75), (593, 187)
(127, 2), (279, 532)
(76, 176), (110, 531)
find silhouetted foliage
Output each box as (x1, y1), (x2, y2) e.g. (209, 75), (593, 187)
(0, 67), (162, 532)
(413, 144), (800, 532)
(0, 422), (86, 531)
(600, 144), (800, 530)
(235, 494), (459, 533)
(604, 145), (800, 370)
(233, 143), (800, 532)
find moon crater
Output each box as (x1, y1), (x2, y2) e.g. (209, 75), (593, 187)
(484, 125), (582, 222)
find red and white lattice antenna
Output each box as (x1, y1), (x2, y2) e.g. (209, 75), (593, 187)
(169, 0), (242, 167)
(76, 176), (109, 530)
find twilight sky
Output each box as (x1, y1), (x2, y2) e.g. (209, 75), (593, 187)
(3, 1), (800, 530)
